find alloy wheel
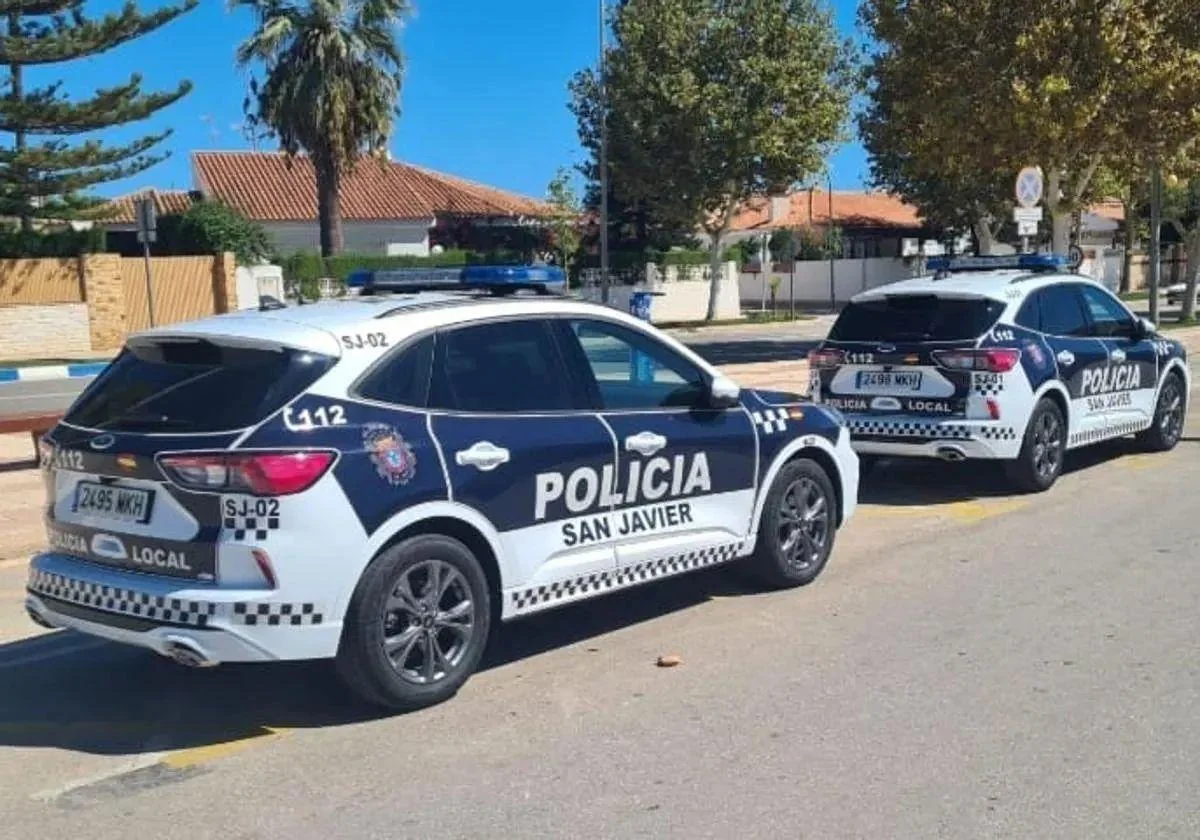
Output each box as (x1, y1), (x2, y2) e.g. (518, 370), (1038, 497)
(777, 477), (830, 571)
(382, 560), (475, 685)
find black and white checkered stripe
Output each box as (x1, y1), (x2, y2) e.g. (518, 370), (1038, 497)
(27, 569), (217, 627)
(1069, 418), (1152, 448)
(509, 543), (742, 613)
(752, 409), (788, 434)
(977, 426), (1018, 441)
(232, 601), (323, 626)
(848, 419), (973, 440)
(223, 514), (280, 542)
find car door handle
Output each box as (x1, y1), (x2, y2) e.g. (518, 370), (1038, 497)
(625, 431), (667, 457)
(1056, 350), (1075, 366)
(455, 441), (510, 471)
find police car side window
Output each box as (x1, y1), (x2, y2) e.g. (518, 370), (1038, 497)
(1015, 294), (1041, 331)
(1078, 285), (1135, 338)
(355, 333), (434, 406)
(564, 319), (707, 410)
(1037, 285), (1090, 337)
(427, 320), (576, 413)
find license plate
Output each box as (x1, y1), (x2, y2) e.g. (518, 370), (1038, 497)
(72, 482), (154, 524)
(856, 371), (923, 391)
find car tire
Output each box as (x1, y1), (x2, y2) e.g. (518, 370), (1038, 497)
(744, 457), (837, 589)
(1006, 398), (1066, 493)
(1138, 372), (1186, 452)
(336, 534), (491, 712)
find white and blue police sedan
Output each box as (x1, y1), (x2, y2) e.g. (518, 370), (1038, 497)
(808, 254), (1189, 491)
(26, 266), (858, 710)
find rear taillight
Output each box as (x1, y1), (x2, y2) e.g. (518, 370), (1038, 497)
(807, 348), (845, 369)
(932, 348), (1020, 373)
(158, 451), (336, 496)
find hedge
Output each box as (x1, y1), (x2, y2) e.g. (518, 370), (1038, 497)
(281, 249), (529, 284)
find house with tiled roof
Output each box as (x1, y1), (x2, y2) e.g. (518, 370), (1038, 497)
(191, 151), (552, 256)
(95, 151), (554, 257)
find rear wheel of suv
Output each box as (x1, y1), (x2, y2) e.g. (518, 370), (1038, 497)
(1006, 398), (1066, 493)
(744, 458), (837, 589)
(1138, 372), (1186, 452)
(337, 534), (491, 711)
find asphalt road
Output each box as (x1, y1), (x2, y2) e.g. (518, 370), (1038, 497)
(1, 383), (1198, 837)
(0, 377), (90, 418)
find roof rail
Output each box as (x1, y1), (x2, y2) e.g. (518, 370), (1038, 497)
(346, 265), (567, 297)
(927, 254), (1070, 278)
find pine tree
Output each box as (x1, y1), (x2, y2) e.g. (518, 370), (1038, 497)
(0, 0), (197, 230)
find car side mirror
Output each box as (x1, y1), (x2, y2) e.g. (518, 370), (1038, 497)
(708, 374), (741, 408)
(1134, 316), (1156, 339)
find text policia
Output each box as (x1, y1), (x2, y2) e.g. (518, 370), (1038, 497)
(535, 452), (713, 547)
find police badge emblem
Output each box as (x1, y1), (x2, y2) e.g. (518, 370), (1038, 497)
(362, 423), (417, 486)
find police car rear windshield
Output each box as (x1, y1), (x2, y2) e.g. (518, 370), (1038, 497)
(64, 339), (336, 433)
(829, 295), (1006, 342)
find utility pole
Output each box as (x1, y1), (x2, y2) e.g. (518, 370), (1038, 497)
(827, 174), (835, 313)
(1149, 164), (1162, 324)
(598, 0), (610, 303)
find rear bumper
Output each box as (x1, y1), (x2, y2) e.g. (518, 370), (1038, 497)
(25, 552), (343, 663)
(844, 414), (1022, 460)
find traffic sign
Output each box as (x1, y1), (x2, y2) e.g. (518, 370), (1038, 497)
(1015, 166), (1043, 208)
(1013, 206), (1043, 223)
(1017, 220), (1038, 237)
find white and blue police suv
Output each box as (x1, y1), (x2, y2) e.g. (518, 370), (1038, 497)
(808, 254), (1189, 491)
(25, 266), (858, 710)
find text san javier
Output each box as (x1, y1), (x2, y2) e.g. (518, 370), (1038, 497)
(536, 453), (712, 547)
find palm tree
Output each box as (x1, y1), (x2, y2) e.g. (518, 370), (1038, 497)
(232, 0), (408, 256)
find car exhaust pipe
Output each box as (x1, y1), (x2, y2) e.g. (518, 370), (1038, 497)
(162, 637), (218, 669)
(936, 446), (967, 463)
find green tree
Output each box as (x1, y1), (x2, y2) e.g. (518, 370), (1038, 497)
(0, 0), (196, 230)
(233, 0), (409, 257)
(171, 200), (274, 264)
(860, 0), (1200, 256)
(570, 0), (854, 319)
(545, 166), (581, 273)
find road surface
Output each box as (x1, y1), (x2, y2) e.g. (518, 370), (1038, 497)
(0, 385), (1197, 837)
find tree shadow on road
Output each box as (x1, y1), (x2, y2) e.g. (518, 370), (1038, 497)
(688, 339), (819, 367)
(859, 436), (1164, 507)
(0, 568), (755, 756)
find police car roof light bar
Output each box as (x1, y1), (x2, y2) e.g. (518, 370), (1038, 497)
(927, 254), (1070, 276)
(346, 265), (567, 296)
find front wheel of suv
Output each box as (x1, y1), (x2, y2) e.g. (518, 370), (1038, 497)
(337, 534), (492, 711)
(1006, 398), (1066, 493)
(743, 457), (837, 589)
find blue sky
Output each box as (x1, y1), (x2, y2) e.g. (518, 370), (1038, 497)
(59, 0), (869, 200)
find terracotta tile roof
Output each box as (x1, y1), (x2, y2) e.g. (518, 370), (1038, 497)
(95, 188), (196, 224)
(192, 151), (552, 223)
(731, 190), (924, 232)
(731, 189), (1128, 232)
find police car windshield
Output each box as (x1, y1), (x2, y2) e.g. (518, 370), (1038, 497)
(65, 339), (336, 433)
(829, 294), (1005, 342)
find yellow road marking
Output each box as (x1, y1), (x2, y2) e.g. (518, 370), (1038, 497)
(161, 727), (290, 770)
(858, 498), (1028, 523)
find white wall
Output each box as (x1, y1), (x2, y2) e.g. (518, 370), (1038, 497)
(264, 219), (433, 256)
(235, 264), (286, 308)
(739, 258), (915, 306)
(578, 262), (741, 322)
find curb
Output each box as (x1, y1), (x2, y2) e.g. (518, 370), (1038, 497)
(0, 362), (109, 383)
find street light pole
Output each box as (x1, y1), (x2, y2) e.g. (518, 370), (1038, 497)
(598, 0), (610, 303)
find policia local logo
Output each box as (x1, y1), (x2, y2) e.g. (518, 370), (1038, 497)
(535, 452), (713, 547)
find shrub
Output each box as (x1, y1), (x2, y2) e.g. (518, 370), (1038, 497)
(158, 201), (274, 264)
(0, 225), (104, 257)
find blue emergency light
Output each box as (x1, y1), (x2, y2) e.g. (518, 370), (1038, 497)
(926, 254), (1071, 274)
(345, 264), (567, 295)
